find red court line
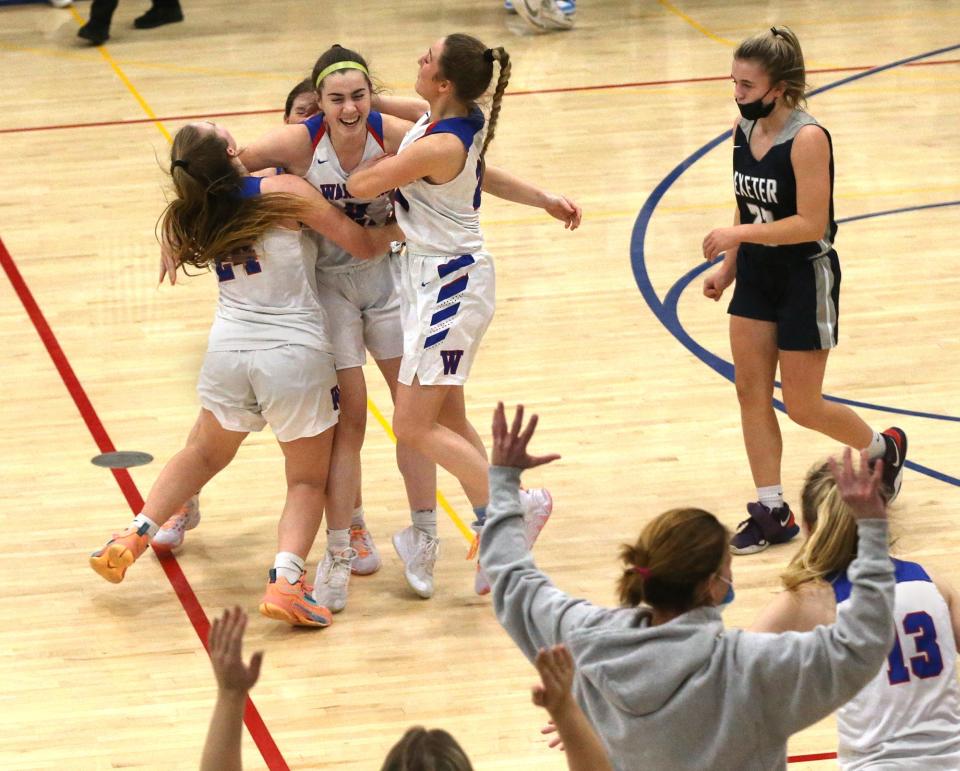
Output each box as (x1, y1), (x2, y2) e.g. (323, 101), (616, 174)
(0, 236), (290, 771)
(789, 751), (838, 763)
(2, 58), (957, 136)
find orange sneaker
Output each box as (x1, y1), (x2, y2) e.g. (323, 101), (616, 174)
(349, 524), (381, 575)
(152, 494), (201, 552)
(89, 523), (150, 583)
(258, 570), (332, 628)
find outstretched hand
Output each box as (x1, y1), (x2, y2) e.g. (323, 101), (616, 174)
(158, 238), (179, 286)
(828, 447), (887, 521)
(532, 644), (577, 717)
(544, 193), (582, 230)
(208, 607), (263, 696)
(491, 402), (561, 470)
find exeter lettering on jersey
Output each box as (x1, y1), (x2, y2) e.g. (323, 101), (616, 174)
(734, 171), (778, 205)
(441, 350), (465, 376)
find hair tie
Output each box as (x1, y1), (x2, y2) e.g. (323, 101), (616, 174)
(483, 48), (495, 63)
(770, 26), (780, 37)
(631, 567), (652, 580)
(171, 159), (189, 171)
(315, 60), (370, 89)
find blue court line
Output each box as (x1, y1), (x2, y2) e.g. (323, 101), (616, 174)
(630, 44), (960, 488)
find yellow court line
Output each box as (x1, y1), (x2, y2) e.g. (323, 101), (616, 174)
(68, 7), (171, 143)
(365, 399), (474, 544)
(655, 0), (736, 47)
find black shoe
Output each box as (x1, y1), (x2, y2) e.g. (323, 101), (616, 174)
(133, 5), (184, 29)
(77, 22), (110, 45)
(880, 427), (907, 502)
(729, 502), (799, 555)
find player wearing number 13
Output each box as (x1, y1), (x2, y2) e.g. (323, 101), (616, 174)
(701, 27), (907, 556)
(752, 459), (960, 769)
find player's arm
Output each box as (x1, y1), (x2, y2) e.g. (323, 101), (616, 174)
(346, 133), (466, 198)
(928, 569), (960, 653)
(374, 94), (428, 124)
(262, 175), (401, 259)
(238, 123), (312, 176)
(482, 165), (581, 230)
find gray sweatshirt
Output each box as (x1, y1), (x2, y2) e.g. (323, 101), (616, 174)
(480, 466), (896, 771)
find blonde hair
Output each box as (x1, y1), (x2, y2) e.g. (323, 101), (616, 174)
(734, 26), (808, 109)
(161, 124), (311, 273)
(618, 508), (728, 614)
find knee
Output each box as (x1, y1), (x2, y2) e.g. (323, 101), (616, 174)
(784, 397), (821, 429)
(393, 413), (425, 449)
(337, 403), (367, 440)
(734, 379), (771, 409)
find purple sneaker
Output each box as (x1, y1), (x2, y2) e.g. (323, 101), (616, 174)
(729, 501), (799, 555)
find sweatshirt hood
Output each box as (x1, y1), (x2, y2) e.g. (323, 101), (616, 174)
(567, 605), (727, 716)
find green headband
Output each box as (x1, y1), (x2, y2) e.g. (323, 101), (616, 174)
(315, 61), (369, 89)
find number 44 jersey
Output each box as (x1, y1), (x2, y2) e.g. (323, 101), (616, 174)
(830, 559), (960, 769)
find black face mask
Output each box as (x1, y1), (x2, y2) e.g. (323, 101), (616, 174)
(737, 87), (776, 120)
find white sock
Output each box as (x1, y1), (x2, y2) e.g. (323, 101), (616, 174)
(132, 513), (160, 539)
(757, 485), (784, 511)
(272, 551), (305, 584)
(326, 528), (350, 553)
(865, 431), (886, 460)
(412, 509), (437, 537)
(351, 506), (365, 528)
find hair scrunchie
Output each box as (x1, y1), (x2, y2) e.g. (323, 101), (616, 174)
(171, 159), (189, 171)
(483, 48), (495, 63)
(631, 566), (652, 580)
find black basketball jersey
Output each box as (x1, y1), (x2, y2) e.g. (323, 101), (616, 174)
(733, 110), (838, 260)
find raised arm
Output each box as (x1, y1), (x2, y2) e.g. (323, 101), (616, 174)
(482, 165), (581, 230)
(481, 404), (616, 662)
(262, 174), (401, 260)
(237, 122), (313, 177)
(532, 645), (613, 771)
(373, 94), (428, 124)
(747, 449), (895, 736)
(346, 132), (465, 198)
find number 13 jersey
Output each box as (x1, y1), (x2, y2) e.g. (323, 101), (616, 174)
(831, 559), (960, 769)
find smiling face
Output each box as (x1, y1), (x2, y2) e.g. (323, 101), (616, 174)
(414, 38), (447, 100)
(731, 57), (782, 106)
(318, 69), (371, 138)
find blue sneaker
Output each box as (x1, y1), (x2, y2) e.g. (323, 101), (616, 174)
(504, 0), (516, 11)
(556, 0), (576, 14)
(729, 502), (799, 555)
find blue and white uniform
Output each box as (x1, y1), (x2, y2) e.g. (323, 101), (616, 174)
(830, 559), (960, 769)
(197, 176), (339, 441)
(302, 111), (403, 369)
(393, 107), (494, 386)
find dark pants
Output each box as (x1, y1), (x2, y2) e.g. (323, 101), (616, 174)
(87, 0), (181, 29)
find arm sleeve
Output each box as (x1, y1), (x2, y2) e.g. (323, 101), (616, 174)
(480, 466), (613, 663)
(747, 519), (895, 735)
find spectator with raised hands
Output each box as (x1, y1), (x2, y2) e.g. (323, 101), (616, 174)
(480, 402), (896, 770)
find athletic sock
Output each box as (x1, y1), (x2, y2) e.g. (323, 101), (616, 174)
(757, 485), (784, 511)
(412, 509), (437, 537)
(350, 505), (365, 529)
(272, 551), (305, 585)
(865, 431), (886, 460)
(132, 513), (160, 539)
(326, 528), (350, 553)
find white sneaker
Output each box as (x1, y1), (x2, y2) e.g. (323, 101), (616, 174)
(513, 0), (574, 31)
(392, 526), (440, 599)
(349, 524), (381, 575)
(471, 489), (553, 595)
(48, 0), (74, 7)
(153, 494), (201, 551)
(520, 487), (553, 547)
(312, 548), (357, 613)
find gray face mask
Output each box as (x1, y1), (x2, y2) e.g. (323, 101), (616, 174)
(736, 87), (776, 121)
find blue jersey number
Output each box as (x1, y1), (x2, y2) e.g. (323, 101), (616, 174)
(887, 611), (944, 685)
(216, 246), (261, 282)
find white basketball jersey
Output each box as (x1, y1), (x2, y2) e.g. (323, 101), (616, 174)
(206, 177), (332, 353)
(394, 107), (485, 257)
(832, 559), (960, 769)
(302, 111), (393, 270)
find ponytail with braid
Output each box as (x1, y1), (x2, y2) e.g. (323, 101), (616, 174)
(481, 47), (510, 160)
